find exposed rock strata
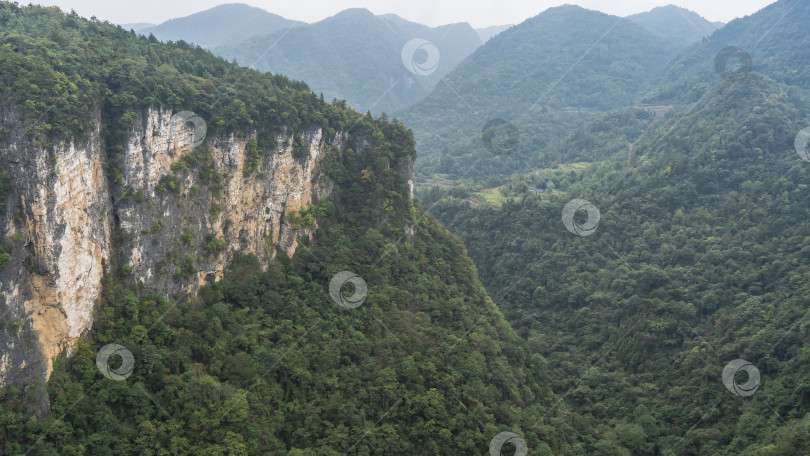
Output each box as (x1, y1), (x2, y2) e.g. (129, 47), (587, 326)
(0, 107), (357, 394)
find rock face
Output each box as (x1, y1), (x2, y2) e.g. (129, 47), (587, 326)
(0, 106), (345, 392)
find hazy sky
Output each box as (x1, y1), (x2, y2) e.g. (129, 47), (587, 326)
(35, 0), (777, 28)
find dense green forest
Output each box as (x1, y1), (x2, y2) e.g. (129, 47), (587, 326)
(643, 0), (810, 104)
(1, 215), (571, 455)
(424, 76), (810, 454)
(0, 3), (577, 455)
(3, 0), (810, 454)
(418, 1), (810, 452)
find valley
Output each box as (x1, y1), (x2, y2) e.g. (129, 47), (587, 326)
(1, 1), (808, 455)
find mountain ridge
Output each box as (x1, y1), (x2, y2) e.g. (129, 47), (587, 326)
(215, 8), (482, 114)
(644, 0), (810, 104)
(627, 4), (720, 46)
(400, 4), (690, 184)
(139, 3), (305, 48)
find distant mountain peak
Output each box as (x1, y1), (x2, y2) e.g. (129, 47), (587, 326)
(634, 4), (709, 18)
(139, 3), (303, 48)
(653, 4), (691, 11)
(527, 4), (618, 23)
(329, 7), (376, 20)
(548, 3), (609, 14)
(161, 3), (281, 22)
(549, 3), (590, 11)
(202, 3), (270, 12)
(628, 4), (720, 45)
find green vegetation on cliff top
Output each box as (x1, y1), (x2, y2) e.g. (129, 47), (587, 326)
(0, 3), (583, 455)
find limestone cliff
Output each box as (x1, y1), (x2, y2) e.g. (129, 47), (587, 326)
(0, 106), (348, 392)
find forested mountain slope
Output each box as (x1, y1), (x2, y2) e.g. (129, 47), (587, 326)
(646, 0), (810, 103)
(0, 4), (584, 455)
(426, 65), (810, 456)
(420, 0), (810, 453)
(399, 5), (693, 185)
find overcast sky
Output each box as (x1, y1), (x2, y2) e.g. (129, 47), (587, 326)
(35, 0), (777, 28)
